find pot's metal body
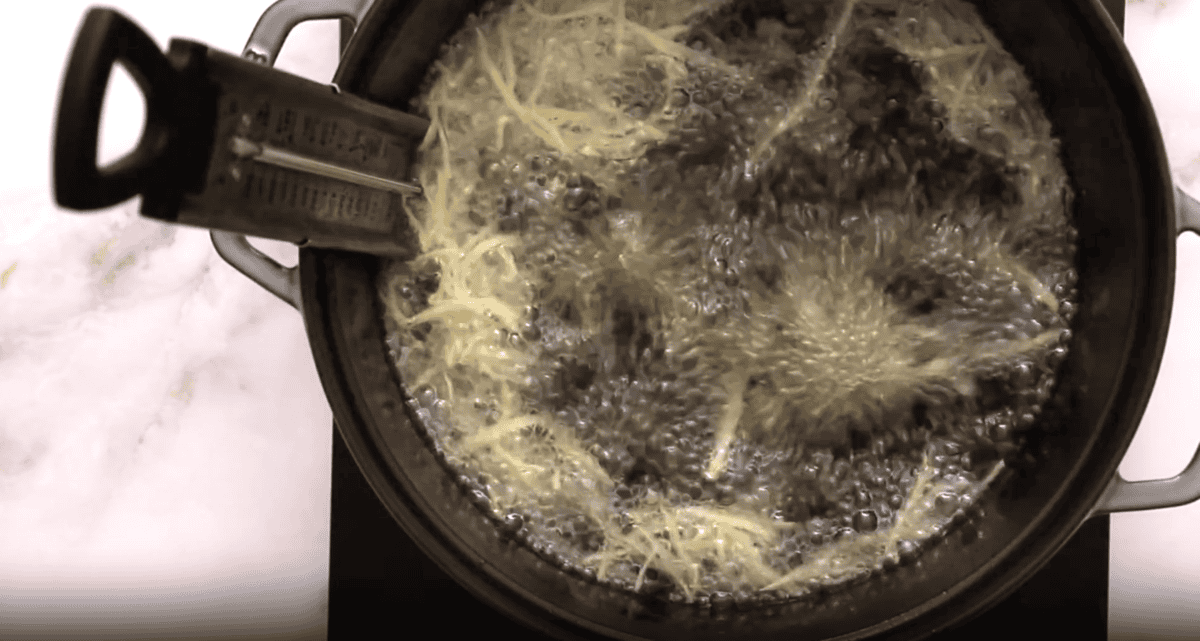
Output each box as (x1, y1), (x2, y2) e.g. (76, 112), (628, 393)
(213, 0), (1200, 638)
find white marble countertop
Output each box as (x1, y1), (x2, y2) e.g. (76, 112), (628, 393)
(0, 1), (1197, 639)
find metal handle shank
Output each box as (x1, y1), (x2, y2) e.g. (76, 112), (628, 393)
(211, 0), (375, 310)
(243, 0), (373, 66)
(1094, 185), (1200, 514)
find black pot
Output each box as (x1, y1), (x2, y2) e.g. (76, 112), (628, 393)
(55, 0), (1200, 639)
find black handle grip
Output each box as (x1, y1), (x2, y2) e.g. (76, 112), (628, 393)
(54, 8), (179, 211)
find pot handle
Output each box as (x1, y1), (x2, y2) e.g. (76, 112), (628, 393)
(211, 0), (375, 310)
(1093, 185), (1200, 514)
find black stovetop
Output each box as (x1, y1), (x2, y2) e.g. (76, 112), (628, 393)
(326, 3), (1123, 638)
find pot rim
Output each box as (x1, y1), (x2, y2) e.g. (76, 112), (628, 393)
(295, 0), (1177, 638)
